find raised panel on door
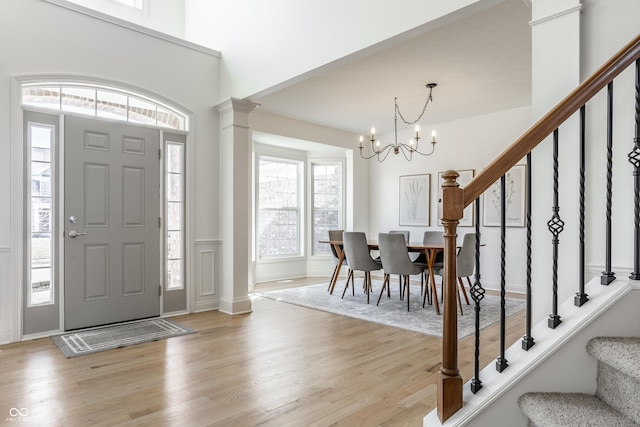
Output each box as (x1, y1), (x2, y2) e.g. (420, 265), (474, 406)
(84, 163), (109, 227)
(84, 244), (109, 300)
(64, 116), (160, 330)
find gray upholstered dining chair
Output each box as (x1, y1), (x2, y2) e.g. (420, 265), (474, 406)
(389, 230), (410, 243)
(435, 232), (475, 315)
(388, 230), (411, 297)
(341, 232), (381, 303)
(328, 229), (352, 292)
(419, 230), (444, 259)
(376, 232), (422, 311)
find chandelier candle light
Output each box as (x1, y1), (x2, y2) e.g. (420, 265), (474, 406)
(359, 82), (438, 162)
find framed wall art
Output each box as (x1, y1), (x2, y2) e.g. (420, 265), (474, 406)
(482, 164), (526, 227)
(437, 169), (475, 227)
(399, 174), (431, 226)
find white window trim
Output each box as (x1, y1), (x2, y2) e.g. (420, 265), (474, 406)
(255, 149), (306, 262)
(21, 81), (189, 131)
(43, 0), (220, 57)
(104, 0), (146, 13)
(308, 158), (346, 259)
(26, 121), (57, 307)
(165, 138), (186, 291)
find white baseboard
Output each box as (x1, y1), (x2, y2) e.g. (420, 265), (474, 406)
(194, 300), (220, 313)
(0, 329), (14, 345)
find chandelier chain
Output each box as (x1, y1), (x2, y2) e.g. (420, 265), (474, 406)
(394, 88), (434, 125)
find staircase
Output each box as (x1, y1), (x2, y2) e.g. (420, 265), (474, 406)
(519, 337), (640, 426)
(432, 33), (640, 424)
(423, 278), (640, 426)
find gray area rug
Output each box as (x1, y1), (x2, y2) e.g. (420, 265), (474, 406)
(257, 281), (525, 338)
(51, 318), (194, 358)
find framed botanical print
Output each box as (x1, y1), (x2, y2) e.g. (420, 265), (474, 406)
(482, 164), (526, 227)
(399, 174), (431, 226)
(438, 169), (475, 227)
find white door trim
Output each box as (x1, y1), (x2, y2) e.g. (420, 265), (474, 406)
(9, 76), (196, 343)
(10, 77), (24, 343)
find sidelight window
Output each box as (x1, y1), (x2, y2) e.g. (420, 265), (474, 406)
(166, 140), (185, 290)
(311, 162), (343, 255)
(28, 123), (55, 306)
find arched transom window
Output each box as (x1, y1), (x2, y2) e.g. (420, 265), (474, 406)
(22, 82), (188, 131)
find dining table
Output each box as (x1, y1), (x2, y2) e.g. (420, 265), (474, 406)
(319, 239), (447, 314)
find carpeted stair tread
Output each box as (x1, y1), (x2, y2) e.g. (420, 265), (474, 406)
(518, 392), (639, 427)
(586, 337), (640, 382)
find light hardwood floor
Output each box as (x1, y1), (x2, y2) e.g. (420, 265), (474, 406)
(0, 278), (525, 426)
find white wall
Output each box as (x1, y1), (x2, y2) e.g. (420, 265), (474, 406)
(581, 0), (639, 279)
(60, 0), (186, 39)
(529, 0), (640, 323)
(205, 0), (507, 101)
(368, 106), (533, 292)
(0, 0), (220, 342)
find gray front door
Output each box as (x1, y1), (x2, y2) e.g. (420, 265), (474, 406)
(64, 116), (161, 330)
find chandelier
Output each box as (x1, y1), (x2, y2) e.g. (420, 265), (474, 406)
(359, 83), (438, 161)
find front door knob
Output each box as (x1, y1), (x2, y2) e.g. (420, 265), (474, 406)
(68, 230), (87, 238)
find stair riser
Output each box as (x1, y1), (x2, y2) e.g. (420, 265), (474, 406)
(596, 361), (640, 424)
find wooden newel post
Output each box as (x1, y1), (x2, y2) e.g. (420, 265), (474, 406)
(438, 170), (464, 423)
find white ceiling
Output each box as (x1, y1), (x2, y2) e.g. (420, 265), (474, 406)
(250, 0), (532, 138)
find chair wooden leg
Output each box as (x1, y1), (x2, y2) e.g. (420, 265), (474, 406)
(458, 277), (470, 305)
(405, 275), (410, 311)
(328, 265), (338, 291)
(457, 285), (463, 316)
(349, 270), (355, 296)
(431, 278), (439, 310)
(422, 272), (432, 308)
(365, 272), (370, 304)
(341, 269), (354, 299)
(399, 275), (403, 300)
(377, 274), (389, 306)
(387, 275), (391, 298)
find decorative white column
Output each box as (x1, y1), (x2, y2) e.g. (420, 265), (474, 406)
(215, 98), (259, 315)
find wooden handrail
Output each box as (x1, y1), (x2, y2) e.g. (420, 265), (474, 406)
(438, 33), (640, 424)
(464, 33), (640, 207)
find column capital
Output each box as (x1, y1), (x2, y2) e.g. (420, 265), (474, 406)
(214, 97), (260, 115)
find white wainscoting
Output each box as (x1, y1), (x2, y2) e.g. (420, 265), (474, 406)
(305, 257), (336, 280)
(194, 239), (221, 312)
(254, 258), (308, 283)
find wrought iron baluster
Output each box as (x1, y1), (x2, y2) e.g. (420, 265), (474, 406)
(576, 106), (589, 306)
(602, 82), (616, 285)
(548, 129), (563, 329)
(470, 197), (485, 393)
(496, 175), (508, 372)
(629, 59), (640, 280)
(522, 152), (535, 350)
